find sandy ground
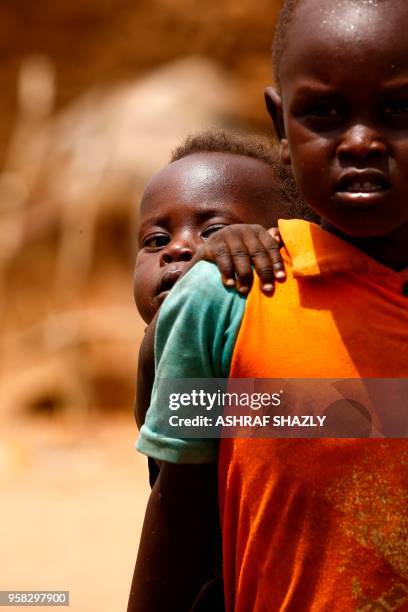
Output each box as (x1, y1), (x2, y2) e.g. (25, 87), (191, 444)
(0, 415), (150, 612)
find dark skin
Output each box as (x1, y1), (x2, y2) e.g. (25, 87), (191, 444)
(131, 2), (408, 609)
(266, 0), (408, 271)
(129, 461), (221, 612)
(130, 152), (290, 611)
(134, 151), (290, 430)
(134, 151), (288, 325)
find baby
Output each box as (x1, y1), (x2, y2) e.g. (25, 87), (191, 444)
(134, 129), (311, 325)
(132, 130), (312, 609)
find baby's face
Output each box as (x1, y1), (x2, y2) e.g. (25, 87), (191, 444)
(134, 152), (283, 323)
(275, 0), (408, 238)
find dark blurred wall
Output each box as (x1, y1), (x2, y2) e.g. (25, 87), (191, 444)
(0, 0), (284, 421)
(0, 0), (283, 163)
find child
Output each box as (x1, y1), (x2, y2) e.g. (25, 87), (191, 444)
(131, 1), (408, 610)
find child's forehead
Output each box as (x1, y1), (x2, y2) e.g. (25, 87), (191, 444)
(281, 0), (407, 87)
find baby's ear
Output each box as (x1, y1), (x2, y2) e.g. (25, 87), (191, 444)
(264, 87), (291, 167)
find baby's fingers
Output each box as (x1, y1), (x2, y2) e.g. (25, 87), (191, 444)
(241, 229), (279, 294)
(268, 227), (282, 244)
(261, 229), (286, 282)
(196, 240), (236, 288)
(222, 233), (254, 294)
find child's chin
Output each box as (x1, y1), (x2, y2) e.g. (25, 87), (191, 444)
(334, 222), (397, 240)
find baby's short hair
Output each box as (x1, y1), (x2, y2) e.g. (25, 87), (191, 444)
(171, 129), (318, 223)
(172, 130), (282, 168)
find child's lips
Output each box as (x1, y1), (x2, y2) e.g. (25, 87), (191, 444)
(334, 169), (391, 207)
(333, 189), (391, 208)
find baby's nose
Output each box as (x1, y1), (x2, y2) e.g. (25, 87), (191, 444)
(160, 242), (194, 265)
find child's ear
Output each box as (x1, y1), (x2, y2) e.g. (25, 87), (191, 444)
(264, 87), (291, 166)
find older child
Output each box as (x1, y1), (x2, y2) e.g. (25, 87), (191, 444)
(132, 1), (408, 610)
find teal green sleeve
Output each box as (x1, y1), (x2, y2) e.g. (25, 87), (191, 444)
(137, 261), (246, 463)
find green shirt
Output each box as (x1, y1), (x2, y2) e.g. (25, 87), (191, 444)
(137, 261), (246, 463)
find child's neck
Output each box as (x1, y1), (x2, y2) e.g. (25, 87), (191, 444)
(321, 220), (408, 272)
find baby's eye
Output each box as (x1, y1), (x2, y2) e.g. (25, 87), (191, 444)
(201, 224), (227, 240)
(142, 234), (170, 249)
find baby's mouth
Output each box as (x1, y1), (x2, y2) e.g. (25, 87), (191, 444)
(156, 268), (184, 301)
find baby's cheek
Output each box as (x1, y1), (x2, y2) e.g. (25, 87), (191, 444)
(134, 288), (157, 325)
(133, 267), (159, 323)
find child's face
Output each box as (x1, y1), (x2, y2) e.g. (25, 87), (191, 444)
(134, 152), (283, 323)
(268, 0), (408, 238)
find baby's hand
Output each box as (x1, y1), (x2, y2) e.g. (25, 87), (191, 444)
(192, 224), (286, 295)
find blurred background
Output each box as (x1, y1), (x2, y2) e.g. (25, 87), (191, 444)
(0, 1), (282, 610)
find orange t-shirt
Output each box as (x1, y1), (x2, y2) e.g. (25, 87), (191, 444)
(219, 220), (408, 611)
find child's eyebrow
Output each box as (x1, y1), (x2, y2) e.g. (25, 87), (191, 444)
(379, 77), (408, 94)
(291, 82), (337, 97)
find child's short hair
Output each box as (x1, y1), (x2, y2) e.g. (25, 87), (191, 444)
(171, 129), (318, 222)
(272, 0), (299, 86)
(272, 0), (388, 86)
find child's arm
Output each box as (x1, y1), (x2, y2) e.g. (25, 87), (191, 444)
(127, 462), (221, 612)
(194, 224), (285, 295)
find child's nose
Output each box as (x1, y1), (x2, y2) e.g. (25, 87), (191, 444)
(337, 124), (387, 163)
(160, 241), (194, 265)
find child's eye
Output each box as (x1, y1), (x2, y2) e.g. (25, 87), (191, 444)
(201, 224), (227, 240)
(299, 101), (345, 131)
(383, 101), (408, 115)
(142, 234), (170, 249)
(303, 102), (345, 121)
(308, 105), (340, 118)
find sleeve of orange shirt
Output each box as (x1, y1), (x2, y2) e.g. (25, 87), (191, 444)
(137, 261), (246, 464)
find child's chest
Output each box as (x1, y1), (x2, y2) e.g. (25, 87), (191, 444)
(231, 272), (408, 378)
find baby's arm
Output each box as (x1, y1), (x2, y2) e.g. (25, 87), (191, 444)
(135, 224), (284, 428)
(135, 316), (156, 430)
(127, 462), (220, 612)
(192, 224), (285, 295)
(136, 317), (161, 487)
(131, 263), (245, 608)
